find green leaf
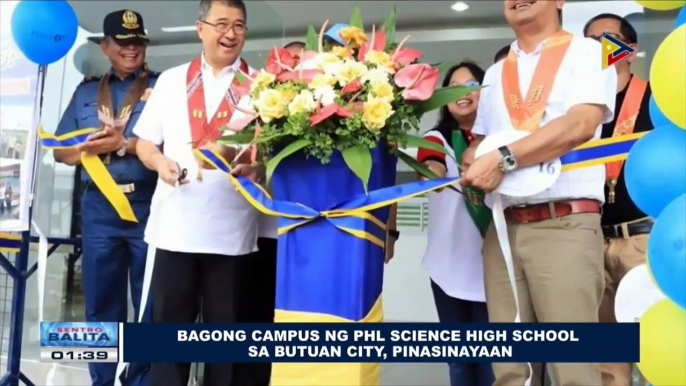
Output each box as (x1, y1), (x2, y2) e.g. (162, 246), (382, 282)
(350, 2), (364, 29)
(415, 85), (485, 115)
(396, 150), (461, 194)
(398, 134), (455, 161)
(305, 25), (318, 51)
(435, 60), (459, 79)
(216, 133), (254, 145)
(252, 133), (287, 144)
(382, 6), (397, 51)
(341, 145), (372, 193)
(265, 138), (311, 184)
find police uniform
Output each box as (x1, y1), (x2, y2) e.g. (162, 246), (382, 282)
(54, 10), (156, 386)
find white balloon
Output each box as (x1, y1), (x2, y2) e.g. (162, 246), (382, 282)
(475, 130), (561, 197)
(615, 264), (665, 323)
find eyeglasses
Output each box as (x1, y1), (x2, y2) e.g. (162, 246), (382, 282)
(200, 20), (248, 36)
(451, 80), (480, 87)
(463, 80), (480, 88)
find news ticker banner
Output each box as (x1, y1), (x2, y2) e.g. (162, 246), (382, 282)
(41, 322), (639, 364)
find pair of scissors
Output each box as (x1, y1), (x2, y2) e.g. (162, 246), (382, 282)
(176, 163), (188, 184)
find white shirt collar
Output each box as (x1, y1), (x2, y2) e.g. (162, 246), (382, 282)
(510, 38), (547, 57)
(200, 53), (242, 75)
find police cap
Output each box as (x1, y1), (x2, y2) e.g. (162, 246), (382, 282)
(102, 9), (149, 45)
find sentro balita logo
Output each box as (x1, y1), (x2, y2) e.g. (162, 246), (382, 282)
(40, 322), (119, 347)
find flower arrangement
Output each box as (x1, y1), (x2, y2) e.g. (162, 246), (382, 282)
(221, 5), (478, 190)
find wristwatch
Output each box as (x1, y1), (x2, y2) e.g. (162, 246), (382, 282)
(498, 146), (517, 173)
(388, 229), (400, 240)
(116, 138), (129, 157)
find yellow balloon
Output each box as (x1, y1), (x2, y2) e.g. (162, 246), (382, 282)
(637, 299), (686, 386)
(635, 0), (686, 10)
(650, 25), (686, 129)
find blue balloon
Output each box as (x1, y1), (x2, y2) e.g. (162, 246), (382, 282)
(648, 193), (686, 309)
(649, 96), (673, 128)
(676, 5), (686, 28)
(10, 0), (78, 65)
(625, 124), (686, 218)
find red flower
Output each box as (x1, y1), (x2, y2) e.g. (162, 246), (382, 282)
(358, 27), (386, 62)
(394, 63), (439, 101)
(341, 79), (362, 95)
(309, 103), (355, 126)
(266, 47), (297, 75)
(275, 69), (323, 83)
(391, 47), (423, 67)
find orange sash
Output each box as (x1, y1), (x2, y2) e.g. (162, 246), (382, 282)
(501, 30), (573, 132)
(186, 56), (249, 148)
(605, 76), (648, 203)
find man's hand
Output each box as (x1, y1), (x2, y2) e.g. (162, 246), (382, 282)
(384, 235), (396, 264)
(155, 156), (188, 186)
(230, 163), (265, 183)
(76, 127), (124, 155)
(459, 150), (504, 193)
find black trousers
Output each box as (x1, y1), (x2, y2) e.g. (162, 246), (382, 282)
(150, 239), (277, 386)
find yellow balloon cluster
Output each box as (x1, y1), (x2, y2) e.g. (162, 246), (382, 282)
(636, 0), (686, 10)
(637, 299), (686, 386)
(650, 25), (686, 129)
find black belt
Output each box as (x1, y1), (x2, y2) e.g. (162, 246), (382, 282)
(602, 221), (653, 239)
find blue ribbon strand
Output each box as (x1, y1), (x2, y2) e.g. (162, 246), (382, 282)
(196, 132), (645, 246)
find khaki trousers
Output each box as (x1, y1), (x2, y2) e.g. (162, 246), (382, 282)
(599, 232), (649, 386)
(483, 212), (605, 386)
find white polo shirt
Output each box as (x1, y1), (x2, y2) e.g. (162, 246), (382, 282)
(133, 56), (259, 256)
(420, 131), (486, 302)
(473, 35), (617, 208)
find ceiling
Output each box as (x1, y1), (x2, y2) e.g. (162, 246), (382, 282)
(68, 0), (679, 46)
(69, 0), (513, 45)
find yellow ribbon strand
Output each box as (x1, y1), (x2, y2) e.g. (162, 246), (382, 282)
(38, 127), (138, 223)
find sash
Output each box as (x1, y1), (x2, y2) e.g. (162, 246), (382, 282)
(451, 130), (491, 237)
(605, 76), (648, 203)
(502, 30), (573, 132)
(97, 66), (150, 163)
(186, 56), (249, 148)
(499, 30), (572, 386)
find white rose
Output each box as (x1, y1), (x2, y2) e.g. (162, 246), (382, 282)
(332, 59), (369, 86)
(361, 68), (391, 84)
(312, 86), (338, 106)
(288, 90), (317, 115)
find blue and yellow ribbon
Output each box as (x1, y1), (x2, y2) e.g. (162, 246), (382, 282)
(0, 233), (22, 253)
(38, 127), (138, 222)
(196, 150), (458, 248)
(195, 132), (646, 246)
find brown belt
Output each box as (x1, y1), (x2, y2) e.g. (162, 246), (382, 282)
(504, 199), (601, 224)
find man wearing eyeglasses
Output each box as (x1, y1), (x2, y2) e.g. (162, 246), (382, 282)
(53, 9), (157, 386)
(584, 14), (653, 386)
(133, 0), (271, 385)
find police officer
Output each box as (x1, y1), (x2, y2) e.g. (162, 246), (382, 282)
(53, 9), (157, 386)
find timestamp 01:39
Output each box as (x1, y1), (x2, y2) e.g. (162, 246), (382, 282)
(40, 347), (118, 363)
